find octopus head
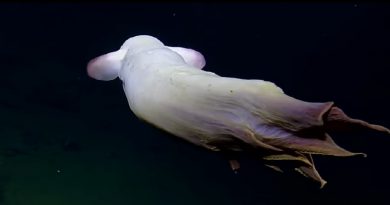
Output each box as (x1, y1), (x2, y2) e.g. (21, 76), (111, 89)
(120, 35), (165, 56)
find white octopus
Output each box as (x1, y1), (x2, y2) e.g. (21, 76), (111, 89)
(87, 35), (389, 188)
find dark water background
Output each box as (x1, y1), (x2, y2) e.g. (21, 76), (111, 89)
(0, 3), (389, 205)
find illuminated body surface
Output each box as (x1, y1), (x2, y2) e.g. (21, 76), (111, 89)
(87, 35), (390, 188)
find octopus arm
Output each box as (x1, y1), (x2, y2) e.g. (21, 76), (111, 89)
(179, 74), (390, 186)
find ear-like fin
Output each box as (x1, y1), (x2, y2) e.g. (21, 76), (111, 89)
(87, 49), (127, 81)
(167, 46), (206, 69)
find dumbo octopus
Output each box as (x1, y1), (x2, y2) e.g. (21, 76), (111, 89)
(87, 35), (390, 188)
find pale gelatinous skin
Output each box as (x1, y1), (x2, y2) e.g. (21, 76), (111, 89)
(87, 35), (390, 188)
(166, 46), (206, 69)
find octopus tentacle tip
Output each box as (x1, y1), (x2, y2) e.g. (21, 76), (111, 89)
(343, 152), (367, 158)
(229, 159), (240, 173)
(324, 106), (390, 135)
(265, 164), (284, 173)
(319, 180), (328, 189)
